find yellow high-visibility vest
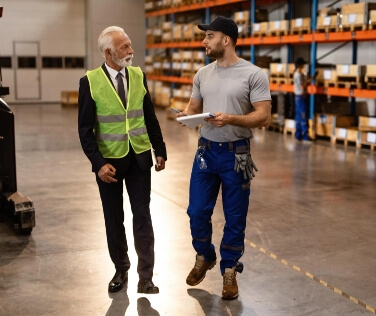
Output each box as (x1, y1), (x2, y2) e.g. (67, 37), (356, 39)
(87, 66), (151, 158)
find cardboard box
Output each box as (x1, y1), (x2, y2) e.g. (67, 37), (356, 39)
(315, 114), (356, 137)
(269, 20), (289, 34)
(358, 116), (376, 131)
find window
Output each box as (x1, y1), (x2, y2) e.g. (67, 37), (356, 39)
(0, 56), (12, 68)
(42, 57), (63, 68)
(18, 57), (36, 68)
(64, 57), (84, 69)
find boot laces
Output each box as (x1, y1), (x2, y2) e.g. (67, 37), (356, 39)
(224, 271), (236, 285)
(194, 258), (204, 270)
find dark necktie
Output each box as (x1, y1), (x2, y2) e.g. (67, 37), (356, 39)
(116, 72), (127, 108)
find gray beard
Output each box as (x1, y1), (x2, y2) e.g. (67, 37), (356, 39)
(112, 54), (133, 68)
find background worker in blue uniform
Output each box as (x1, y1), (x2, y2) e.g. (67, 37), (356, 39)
(176, 16), (271, 300)
(78, 26), (167, 294)
(293, 57), (312, 142)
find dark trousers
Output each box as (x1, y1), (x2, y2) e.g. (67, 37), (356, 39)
(96, 149), (155, 280)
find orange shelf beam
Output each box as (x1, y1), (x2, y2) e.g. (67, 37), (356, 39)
(353, 89), (376, 99)
(146, 41), (203, 49)
(146, 0), (285, 17)
(147, 75), (193, 84)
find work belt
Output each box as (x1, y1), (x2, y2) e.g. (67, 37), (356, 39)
(198, 137), (249, 152)
(197, 137), (258, 180)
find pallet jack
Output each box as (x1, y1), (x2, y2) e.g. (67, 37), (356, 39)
(0, 6), (35, 234)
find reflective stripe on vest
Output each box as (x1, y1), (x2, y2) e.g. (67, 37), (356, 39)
(87, 66), (151, 158)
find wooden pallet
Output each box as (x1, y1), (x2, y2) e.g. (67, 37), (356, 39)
(316, 26), (340, 33)
(269, 30), (289, 37)
(357, 142), (376, 151)
(340, 24), (367, 32)
(290, 28), (311, 35)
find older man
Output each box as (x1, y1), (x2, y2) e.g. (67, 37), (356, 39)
(78, 26), (167, 294)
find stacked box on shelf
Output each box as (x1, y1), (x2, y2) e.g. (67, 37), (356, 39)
(333, 127), (359, 146)
(364, 65), (376, 89)
(314, 68), (337, 87)
(180, 51), (193, 77)
(161, 0), (172, 8)
(317, 15), (339, 33)
(171, 51), (181, 76)
(182, 23), (194, 41)
(154, 82), (171, 108)
(144, 0), (155, 12)
(290, 17), (311, 35)
(252, 22), (269, 36)
(370, 10), (376, 29)
(153, 27), (162, 44)
(234, 11), (250, 38)
(146, 28), (154, 44)
(145, 55), (154, 76)
(173, 24), (183, 41)
(162, 21), (172, 42)
(315, 113), (356, 138)
(162, 58), (171, 76)
(152, 56), (164, 76)
(335, 64), (365, 88)
(358, 115), (376, 150)
(341, 2), (376, 31)
(269, 20), (289, 36)
(269, 63), (288, 84)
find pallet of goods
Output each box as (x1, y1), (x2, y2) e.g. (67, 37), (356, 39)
(269, 63), (289, 84)
(316, 68), (337, 87)
(252, 22), (269, 36)
(332, 127), (359, 146)
(335, 64), (365, 89)
(364, 65), (376, 89)
(234, 11), (250, 38)
(290, 17), (311, 35)
(315, 114), (356, 138)
(269, 20), (289, 36)
(369, 10), (376, 29)
(341, 2), (376, 31)
(317, 15), (339, 33)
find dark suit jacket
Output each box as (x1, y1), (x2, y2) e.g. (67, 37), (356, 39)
(78, 64), (167, 172)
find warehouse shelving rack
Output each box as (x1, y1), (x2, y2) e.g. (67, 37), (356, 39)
(145, 0), (376, 117)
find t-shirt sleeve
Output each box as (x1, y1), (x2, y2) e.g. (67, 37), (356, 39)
(249, 69), (272, 104)
(191, 70), (203, 100)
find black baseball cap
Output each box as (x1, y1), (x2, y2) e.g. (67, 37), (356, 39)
(198, 16), (238, 43)
(295, 57), (307, 67)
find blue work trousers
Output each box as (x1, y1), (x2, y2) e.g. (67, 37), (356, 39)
(187, 138), (251, 274)
(294, 95), (309, 140)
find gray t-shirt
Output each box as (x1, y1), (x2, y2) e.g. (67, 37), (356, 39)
(191, 58), (271, 142)
(293, 71), (304, 95)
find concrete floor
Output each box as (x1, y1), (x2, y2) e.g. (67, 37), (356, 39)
(0, 104), (375, 316)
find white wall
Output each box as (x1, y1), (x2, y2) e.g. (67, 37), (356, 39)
(0, 0), (86, 103)
(0, 0), (146, 104)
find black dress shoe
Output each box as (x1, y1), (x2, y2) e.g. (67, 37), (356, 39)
(108, 270), (128, 293)
(137, 279), (159, 294)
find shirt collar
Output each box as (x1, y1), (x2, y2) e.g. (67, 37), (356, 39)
(105, 63), (126, 79)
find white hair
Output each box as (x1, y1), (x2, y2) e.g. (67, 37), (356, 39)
(98, 26), (125, 59)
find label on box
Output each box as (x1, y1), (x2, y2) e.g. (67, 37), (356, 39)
(323, 70), (332, 80)
(369, 118), (376, 127)
(341, 65), (350, 75)
(296, 18), (303, 27)
(253, 23), (260, 31)
(323, 16), (331, 26)
(319, 115), (327, 124)
(337, 128), (347, 139)
(287, 120), (295, 128)
(276, 64), (283, 72)
(367, 133), (376, 143)
(348, 13), (357, 24)
(275, 21), (281, 29)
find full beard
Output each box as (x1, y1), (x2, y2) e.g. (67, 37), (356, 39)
(206, 44), (224, 59)
(112, 53), (133, 68)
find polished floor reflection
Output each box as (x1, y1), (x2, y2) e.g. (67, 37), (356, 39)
(0, 104), (375, 316)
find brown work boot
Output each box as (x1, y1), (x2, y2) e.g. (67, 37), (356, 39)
(186, 254), (216, 286)
(222, 268), (238, 300)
